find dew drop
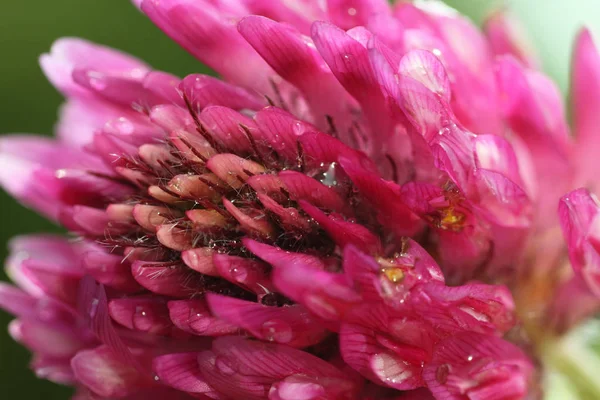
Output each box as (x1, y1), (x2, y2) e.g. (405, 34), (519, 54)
(292, 122), (305, 136)
(467, 355), (473, 362)
(261, 319), (294, 343)
(347, 7), (357, 16)
(114, 117), (134, 135)
(438, 127), (451, 136)
(89, 298), (99, 318)
(320, 162), (337, 187)
(229, 266), (248, 282)
(87, 71), (107, 91)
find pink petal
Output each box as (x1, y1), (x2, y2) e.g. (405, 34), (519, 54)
(168, 299), (240, 336)
(140, 0), (275, 93)
(39, 37), (149, 97)
(339, 157), (420, 236)
(199, 106), (259, 155)
(484, 10), (540, 69)
(181, 74), (265, 111)
(416, 282), (516, 334)
(253, 107), (318, 162)
(300, 200), (382, 254)
(10, 319), (86, 359)
(153, 353), (216, 394)
(398, 49), (451, 103)
(238, 16), (353, 134)
(0, 283), (38, 318)
(207, 294), (328, 347)
(326, 0), (390, 30)
(71, 345), (150, 398)
(212, 254), (275, 294)
(340, 323), (424, 390)
(559, 188), (600, 295)
(131, 261), (199, 297)
(243, 238), (326, 270)
(423, 333), (533, 400)
(272, 262), (361, 321)
(278, 170), (350, 214)
(572, 29), (600, 191)
(198, 337), (357, 400)
(206, 153), (266, 189)
(181, 247), (219, 276)
(109, 296), (173, 335)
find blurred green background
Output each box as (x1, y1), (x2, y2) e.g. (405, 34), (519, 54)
(0, 0), (598, 398)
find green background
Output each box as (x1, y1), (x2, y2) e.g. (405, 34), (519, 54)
(0, 0), (597, 398)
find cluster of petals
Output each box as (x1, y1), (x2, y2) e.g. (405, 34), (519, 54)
(2, 0), (600, 399)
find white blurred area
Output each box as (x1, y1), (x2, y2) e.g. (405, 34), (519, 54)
(444, 0), (600, 92)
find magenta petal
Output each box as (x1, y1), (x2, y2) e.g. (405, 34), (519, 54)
(140, 0), (275, 92)
(339, 323), (424, 390)
(278, 170), (350, 215)
(300, 200), (382, 254)
(559, 188), (600, 295)
(39, 37), (149, 97)
(31, 355), (76, 385)
(238, 16), (352, 134)
(484, 11), (540, 69)
(423, 333), (533, 400)
(416, 282), (516, 334)
(0, 283), (37, 318)
(109, 296), (173, 335)
(272, 262), (361, 321)
(153, 352), (215, 394)
(199, 106), (258, 155)
(131, 261), (197, 297)
(212, 253), (275, 294)
(398, 49), (451, 103)
(339, 157), (420, 236)
(143, 71), (184, 106)
(167, 299), (239, 336)
(198, 337), (358, 400)
(243, 239), (326, 270)
(71, 345), (150, 398)
(253, 107), (318, 161)
(71, 67), (158, 108)
(181, 74), (265, 111)
(268, 375), (326, 400)
(572, 29), (600, 191)
(11, 319), (86, 359)
(207, 294), (328, 347)
(326, 0), (390, 30)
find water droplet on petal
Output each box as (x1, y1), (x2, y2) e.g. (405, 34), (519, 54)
(347, 7), (357, 16)
(87, 71), (107, 91)
(89, 298), (99, 318)
(261, 319), (294, 343)
(293, 122), (305, 136)
(229, 266), (247, 283)
(438, 127), (451, 136)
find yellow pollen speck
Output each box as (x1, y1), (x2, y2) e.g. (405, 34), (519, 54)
(438, 207), (465, 231)
(381, 267), (405, 283)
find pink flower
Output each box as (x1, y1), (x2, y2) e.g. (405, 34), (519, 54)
(2, 0), (600, 399)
